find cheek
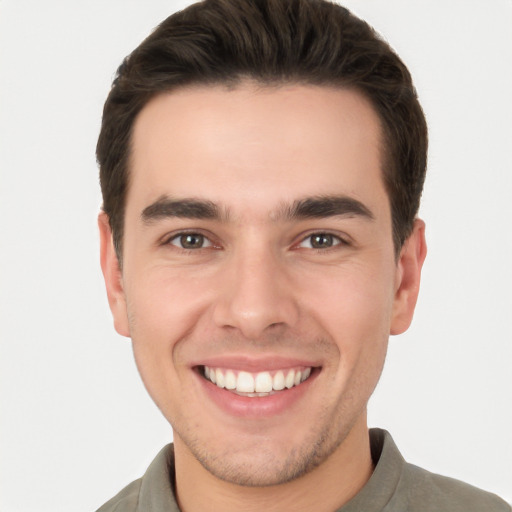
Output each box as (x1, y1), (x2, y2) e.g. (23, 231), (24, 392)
(124, 270), (214, 386)
(126, 269), (213, 338)
(298, 262), (395, 387)
(124, 272), (210, 420)
(300, 262), (396, 337)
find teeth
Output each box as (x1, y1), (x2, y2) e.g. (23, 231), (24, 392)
(215, 368), (225, 388)
(285, 370), (295, 389)
(273, 370), (285, 391)
(225, 370), (237, 390)
(255, 372), (273, 393)
(203, 366), (313, 395)
(237, 371), (255, 393)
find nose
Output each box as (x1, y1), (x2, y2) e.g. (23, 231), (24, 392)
(212, 246), (300, 340)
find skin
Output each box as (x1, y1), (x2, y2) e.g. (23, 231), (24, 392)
(99, 83), (426, 512)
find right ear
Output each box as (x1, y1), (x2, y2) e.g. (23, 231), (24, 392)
(98, 212), (130, 337)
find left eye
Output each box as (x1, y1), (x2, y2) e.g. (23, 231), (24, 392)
(298, 233), (343, 249)
(169, 233), (213, 249)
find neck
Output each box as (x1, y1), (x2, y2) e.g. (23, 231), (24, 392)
(173, 415), (374, 512)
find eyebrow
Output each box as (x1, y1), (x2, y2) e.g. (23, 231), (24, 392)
(141, 196), (223, 223)
(278, 195), (375, 222)
(140, 194), (374, 224)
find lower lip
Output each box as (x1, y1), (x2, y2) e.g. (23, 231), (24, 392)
(196, 368), (319, 418)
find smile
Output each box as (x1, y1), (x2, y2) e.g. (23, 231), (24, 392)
(202, 366), (313, 396)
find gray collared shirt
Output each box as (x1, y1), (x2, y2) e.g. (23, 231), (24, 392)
(96, 429), (510, 511)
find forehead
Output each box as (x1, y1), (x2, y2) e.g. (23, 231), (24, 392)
(128, 83), (387, 220)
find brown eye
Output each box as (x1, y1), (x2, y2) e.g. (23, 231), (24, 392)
(310, 234), (334, 248)
(169, 233), (212, 249)
(298, 233), (344, 249)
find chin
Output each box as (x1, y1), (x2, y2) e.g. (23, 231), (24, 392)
(174, 415), (352, 487)
(197, 447), (324, 487)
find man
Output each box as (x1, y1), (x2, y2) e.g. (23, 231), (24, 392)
(95, 0), (510, 510)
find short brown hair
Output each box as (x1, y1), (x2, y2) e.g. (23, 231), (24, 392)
(97, 0), (427, 260)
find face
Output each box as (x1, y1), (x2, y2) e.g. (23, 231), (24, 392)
(100, 83), (425, 486)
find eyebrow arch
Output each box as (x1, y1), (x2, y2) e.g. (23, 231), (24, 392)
(278, 195), (375, 221)
(141, 196), (223, 223)
(141, 194), (374, 224)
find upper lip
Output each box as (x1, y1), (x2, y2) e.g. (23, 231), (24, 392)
(191, 355), (321, 372)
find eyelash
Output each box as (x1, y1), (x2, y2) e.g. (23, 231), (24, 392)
(162, 230), (349, 252)
(164, 231), (217, 250)
(295, 232), (349, 251)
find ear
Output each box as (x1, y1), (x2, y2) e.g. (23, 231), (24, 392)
(98, 212), (130, 337)
(390, 218), (427, 335)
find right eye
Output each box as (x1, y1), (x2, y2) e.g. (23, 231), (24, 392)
(296, 232), (346, 250)
(168, 233), (213, 250)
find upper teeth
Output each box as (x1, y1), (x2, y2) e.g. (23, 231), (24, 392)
(203, 366), (312, 394)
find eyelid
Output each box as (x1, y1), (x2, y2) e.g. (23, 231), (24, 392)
(158, 228), (351, 250)
(170, 234), (213, 249)
(294, 230), (351, 250)
(160, 229), (219, 249)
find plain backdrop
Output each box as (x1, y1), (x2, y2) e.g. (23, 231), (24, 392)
(1, 1), (511, 510)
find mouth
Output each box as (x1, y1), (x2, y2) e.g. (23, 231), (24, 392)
(194, 360), (321, 417)
(200, 365), (315, 397)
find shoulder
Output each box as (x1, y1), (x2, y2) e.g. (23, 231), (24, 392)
(360, 429), (510, 512)
(95, 478), (142, 512)
(94, 444), (177, 512)
(399, 462), (511, 512)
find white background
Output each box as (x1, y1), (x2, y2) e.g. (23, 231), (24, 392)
(0, 1), (511, 510)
